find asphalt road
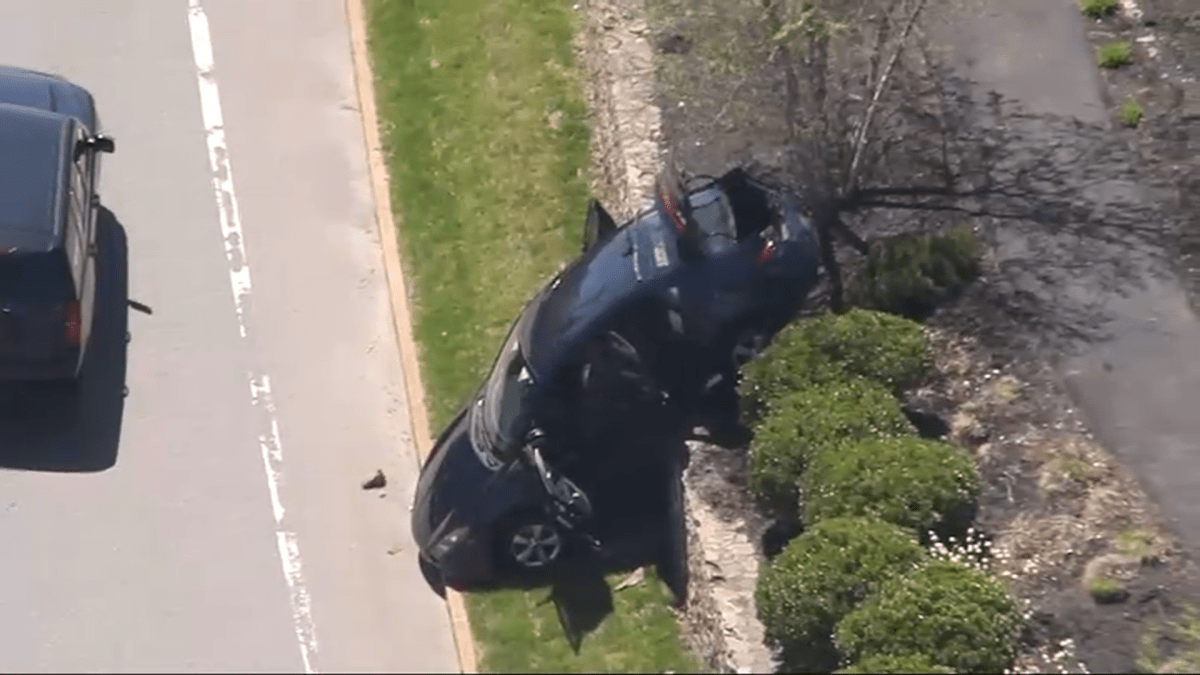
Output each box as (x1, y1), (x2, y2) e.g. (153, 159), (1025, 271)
(0, 0), (459, 672)
(944, 0), (1200, 562)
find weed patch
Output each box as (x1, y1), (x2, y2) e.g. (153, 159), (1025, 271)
(1079, 0), (1119, 20)
(1120, 98), (1144, 127)
(1098, 40), (1134, 69)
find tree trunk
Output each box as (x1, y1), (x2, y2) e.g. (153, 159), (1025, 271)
(815, 211), (848, 313)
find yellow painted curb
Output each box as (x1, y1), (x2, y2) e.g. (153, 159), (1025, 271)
(343, 0), (479, 672)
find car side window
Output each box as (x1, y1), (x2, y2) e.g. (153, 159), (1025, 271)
(579, 329), (657, 407)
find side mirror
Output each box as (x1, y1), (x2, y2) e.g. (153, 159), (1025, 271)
(582, 199), (616, 253)
(521, 428), (555, 489)
(521, 427), (596, 527)
(88, 134), (115, 154)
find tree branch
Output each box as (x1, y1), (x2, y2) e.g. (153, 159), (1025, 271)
(842, 0), (927, 195)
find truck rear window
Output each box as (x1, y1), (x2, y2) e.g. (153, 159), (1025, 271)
(0, 251), (74, 303)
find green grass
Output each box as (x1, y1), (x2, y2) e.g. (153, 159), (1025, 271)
(1080, 0), (1119, 19)
(1138, 602), (1200, 673)
(1087, 575), (1128, 604)
(1119, 98), (1144, 127)
(365, 0), (590, 429)
(1097, 40), (1134, 68)
(469, 570), (701, 672)
(363, 0), (698, 671)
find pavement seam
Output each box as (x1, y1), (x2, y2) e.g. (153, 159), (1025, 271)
(342, 0), (479, 672)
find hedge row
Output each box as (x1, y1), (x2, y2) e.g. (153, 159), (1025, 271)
(739, 308), (932, 422)
(835, 561), (1022, 673)
(744, 308), (1020, 673)
(746, 379), (914, 514)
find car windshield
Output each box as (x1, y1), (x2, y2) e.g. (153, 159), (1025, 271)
(689, 189), (738, 256)
(472, 324), (537, 459)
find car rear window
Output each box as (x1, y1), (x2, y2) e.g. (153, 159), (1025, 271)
(0, 251), (74, 302)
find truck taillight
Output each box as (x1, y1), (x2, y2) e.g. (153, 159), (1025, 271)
(757, 240), (779, 265)
(65, 301), (81, 346)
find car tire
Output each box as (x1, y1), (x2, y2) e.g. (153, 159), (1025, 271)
(496, 510), (565, 573)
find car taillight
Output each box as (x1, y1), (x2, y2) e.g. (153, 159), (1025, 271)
(757, 240), (779, 265)
(65, 301), (81, 346)
(659, 184), (688, 234)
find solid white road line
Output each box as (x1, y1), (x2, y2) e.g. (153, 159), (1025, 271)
(186, 1), (321, 672)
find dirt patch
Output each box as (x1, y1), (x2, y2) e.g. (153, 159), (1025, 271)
(915, 317), (1196, 672)
(1080, 0), (1200, 308)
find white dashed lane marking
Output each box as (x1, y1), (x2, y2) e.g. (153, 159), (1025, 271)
(186, 2), (320, 672)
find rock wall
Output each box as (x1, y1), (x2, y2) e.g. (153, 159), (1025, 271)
(575, 1), (775, 671)
(682, 441), (777, 674)
(576, 0), (664, 221)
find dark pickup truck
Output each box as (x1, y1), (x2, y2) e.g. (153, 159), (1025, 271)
(0, 65), (115, 384)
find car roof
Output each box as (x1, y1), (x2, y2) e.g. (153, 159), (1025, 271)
(521, 231), (644, 373)
(518, 191), (709, 379)
(0, 65), (97, 131)
(0, 103), (72, 252)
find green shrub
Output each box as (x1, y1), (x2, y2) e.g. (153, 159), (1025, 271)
(757, 517), (929, 673)
(747, 379), (915, 512)
(1098, 40), (1133, 68)
(1119, 98), (1144, 127)
(849, 227), (982, 321)
(738, 309), (931, 422)
(1088, 575), (1129, 604)
(835, 561), (1023, 674)
(1080, 0), (1119, 19)
(804, 437), (981, 540)
(738, 327), (845, 422)
(795, 308), (932, 390)
(836, 653), (956, 674)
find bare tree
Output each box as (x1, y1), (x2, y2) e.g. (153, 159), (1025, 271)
(764, 0), (974, 311)
(653, 0), (1168, 343)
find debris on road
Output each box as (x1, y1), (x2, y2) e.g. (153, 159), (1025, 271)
(362, 469), (387, 490)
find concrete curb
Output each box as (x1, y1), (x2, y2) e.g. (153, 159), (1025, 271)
(342, 0), (479, 672)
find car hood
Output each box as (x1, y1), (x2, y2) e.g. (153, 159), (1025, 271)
(411, 405), (510, 547)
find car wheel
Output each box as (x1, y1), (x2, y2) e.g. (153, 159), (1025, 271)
(499, 512), (564, 571)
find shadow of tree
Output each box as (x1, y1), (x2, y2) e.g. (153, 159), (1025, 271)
(651, 0), (1186, 363)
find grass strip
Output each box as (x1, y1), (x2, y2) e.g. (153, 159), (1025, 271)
(363, 0), (699, 671)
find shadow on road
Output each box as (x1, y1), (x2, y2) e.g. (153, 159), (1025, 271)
(0, 206), (130, 473)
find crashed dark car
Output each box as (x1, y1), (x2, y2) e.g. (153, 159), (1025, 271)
(411, 167), (820, 587)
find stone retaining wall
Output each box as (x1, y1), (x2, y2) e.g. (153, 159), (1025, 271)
(575, 5), (775, 670)
(576, 0), (664, 221)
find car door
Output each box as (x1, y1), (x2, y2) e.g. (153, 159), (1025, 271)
(70, 124), (96, 357)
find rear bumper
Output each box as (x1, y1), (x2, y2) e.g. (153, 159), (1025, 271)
(0, 353), (80, 381)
